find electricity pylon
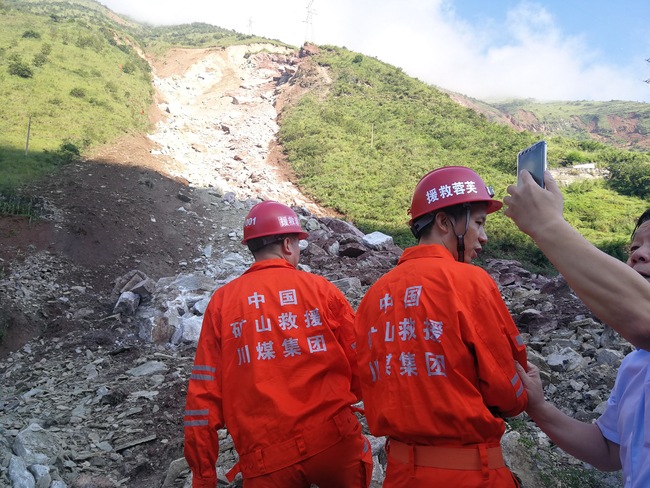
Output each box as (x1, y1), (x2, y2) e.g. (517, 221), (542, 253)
(304, 0), (316, 44)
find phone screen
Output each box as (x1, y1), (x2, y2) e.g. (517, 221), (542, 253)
(517, 140), (547, 188)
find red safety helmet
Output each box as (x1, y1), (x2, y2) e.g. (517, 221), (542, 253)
(241, 201), (309, 244)
(408, 166), (502, 225)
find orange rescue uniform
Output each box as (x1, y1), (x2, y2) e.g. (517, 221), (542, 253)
(355, 245), (528, 487)
(184, 259), (370, 488)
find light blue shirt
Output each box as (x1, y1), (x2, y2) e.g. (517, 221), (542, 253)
(596, 349), (650, 488)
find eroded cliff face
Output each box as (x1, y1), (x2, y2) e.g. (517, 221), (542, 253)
(447, 91), (650, 151)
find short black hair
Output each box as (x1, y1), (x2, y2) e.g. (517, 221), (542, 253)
(630, 208), (650, 241)
(631, 208), (650, 241)
(411, 203), (473, 240)
(246, 233), (295, 253)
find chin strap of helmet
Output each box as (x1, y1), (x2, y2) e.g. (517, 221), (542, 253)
(452, 204), (471, 263)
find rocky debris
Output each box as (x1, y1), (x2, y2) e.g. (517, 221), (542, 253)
(0, 201), (627, 486)
(148, 44), (326, 216)
(109, 211), (401, 346)
(0, 42), (627, 487)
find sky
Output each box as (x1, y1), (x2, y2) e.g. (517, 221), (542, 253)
(99, 0), (650, 103)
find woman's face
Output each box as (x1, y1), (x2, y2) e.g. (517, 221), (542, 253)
(628, 220), (650, 283)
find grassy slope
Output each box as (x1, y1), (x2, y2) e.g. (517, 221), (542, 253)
(279, 47), (649, 267)
(494, 98), (650, 145)
(0, 0), (152, 189)
(0, 1), (291, 191)
(1, 1), (648, 270)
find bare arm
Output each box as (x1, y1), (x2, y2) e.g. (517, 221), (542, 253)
(503, 171), (650, 349)
(515, 362), (621, 471)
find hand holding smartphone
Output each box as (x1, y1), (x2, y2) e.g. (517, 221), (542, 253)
(517, 140), (547, 188)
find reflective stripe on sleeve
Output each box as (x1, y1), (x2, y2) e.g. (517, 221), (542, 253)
(184, 409), (209, 416)
(184, 419), (209, 427)
(511, 372), (524, 398)
(515, 382), (524, 398)
(190, 365), (216, 381)
(192, 365), (216, 372)
(184, 408), (210, 428)
(190, 374), (214, 381)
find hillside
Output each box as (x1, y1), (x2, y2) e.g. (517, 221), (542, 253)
(2, 0), (649, 262)
(0, 2), (645, 487)
(0, 40), (627, 487)
(448, 91), (650, 151)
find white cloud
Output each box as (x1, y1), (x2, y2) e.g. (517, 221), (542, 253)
(99, 0), (650, 102)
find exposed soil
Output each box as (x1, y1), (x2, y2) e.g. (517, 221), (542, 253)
(1, 43), (330, 352)
(0, 44), (329, 486)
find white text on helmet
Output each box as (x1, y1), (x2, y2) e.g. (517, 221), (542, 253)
(278, 216), (300, 227)
(426, 180), (479, 204)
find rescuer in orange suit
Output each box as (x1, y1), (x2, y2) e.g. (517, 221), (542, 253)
(355, 166), (528, 487)
(184, 200), (372, 488)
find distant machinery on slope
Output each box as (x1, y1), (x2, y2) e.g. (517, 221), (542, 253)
(304, 0), (316, 44)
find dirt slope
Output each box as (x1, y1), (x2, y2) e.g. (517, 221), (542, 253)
(0, 43), (328, 356)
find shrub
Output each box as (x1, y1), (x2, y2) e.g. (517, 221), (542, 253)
(22, 29), (41, 39)
(607, 160), (650, 199)
(55, 142), (81, 164)
(70, 87), (86, 98)
(33, 52), (48, 67)
(104, 81), (118, 95)
(75, 34), (103, 52)
(560, 150), (587, 166)
(8, 59), (33, 78)
(121, 61), (137, 74)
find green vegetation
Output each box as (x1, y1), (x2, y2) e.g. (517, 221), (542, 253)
(0, 192), (44, 220)
(607, 158), (650, 199)
(539, 465), (612, 488)
(507, 418), (620, 487)
(1, 1), (648, 272)
(0, 0), (152, 190)
(279, 46), (649, 268)
(494, 98), (650, 150)
(135, 23), (290, 56)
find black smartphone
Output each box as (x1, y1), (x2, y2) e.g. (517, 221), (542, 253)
(517, 140), (547, 188)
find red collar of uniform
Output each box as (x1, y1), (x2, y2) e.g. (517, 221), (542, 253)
(397, 244), (455, 265)
(243, 258), (296, 275)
